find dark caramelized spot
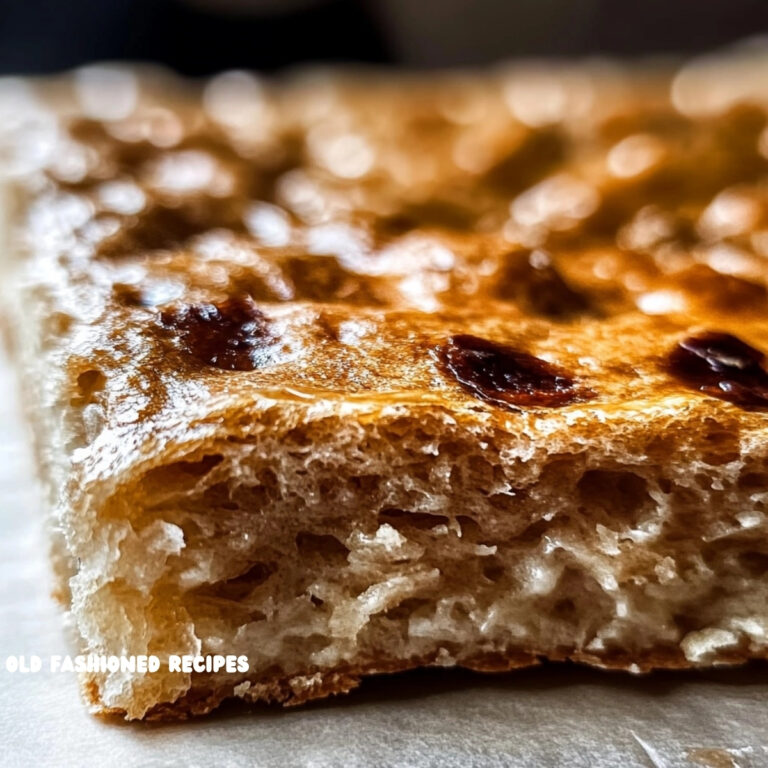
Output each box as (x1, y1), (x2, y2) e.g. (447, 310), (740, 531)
(113, 283), (150, 307)
(495, 250), (593, 319)
(482, 129), (567, 196)
(161, 295), (274, 371)
(668, 331), (768, 407)
(98, 203), (245, 258)
(438, 334), (588, 410)
(377, 198), (480, 235)
(676, 265), (768, 313)
(281, 255), (384, 305)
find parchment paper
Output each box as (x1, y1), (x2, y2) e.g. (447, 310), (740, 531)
(0, 354), (766, 768)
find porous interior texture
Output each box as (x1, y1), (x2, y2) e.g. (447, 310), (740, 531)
(71, 404), (768, 719)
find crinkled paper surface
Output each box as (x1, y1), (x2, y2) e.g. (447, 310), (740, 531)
(0, 354), (766, 768)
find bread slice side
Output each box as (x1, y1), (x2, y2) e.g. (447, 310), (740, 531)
(61, 395), (768, 719)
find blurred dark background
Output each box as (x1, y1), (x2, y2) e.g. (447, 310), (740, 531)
(1, 0), (768, 74)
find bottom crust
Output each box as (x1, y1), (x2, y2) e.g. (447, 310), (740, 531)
(85, 647), (765, 721)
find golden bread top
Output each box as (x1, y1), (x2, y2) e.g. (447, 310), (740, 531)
(6, 55), (768, 444)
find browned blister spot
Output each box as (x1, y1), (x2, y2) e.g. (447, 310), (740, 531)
(280, 255), (385, 306)
(667, 331), (768, 407)
(161, 295), (274, 371)
(675, 265), (768, 313)
(494, 250), (593, 319)
(113, 283), (162, 308)
(98, 203), (246, 258)
(437, 333), (592, 410)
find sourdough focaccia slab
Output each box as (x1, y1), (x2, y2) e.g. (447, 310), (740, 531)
(4, 55), (768, 719)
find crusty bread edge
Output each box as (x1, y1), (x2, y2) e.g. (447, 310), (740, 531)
(82, 646), (767, 721)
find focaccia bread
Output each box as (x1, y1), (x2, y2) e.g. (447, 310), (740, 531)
(4, 51), (768, 719)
